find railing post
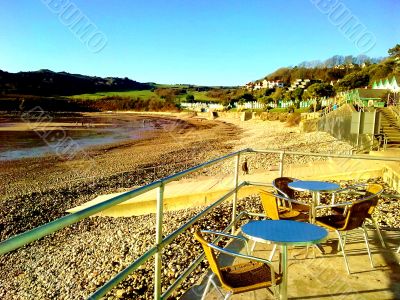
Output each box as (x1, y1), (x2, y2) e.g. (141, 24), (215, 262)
(279, 151), (285, 177)
(154, 183), (164, 299)
(231, 153), (240, 234)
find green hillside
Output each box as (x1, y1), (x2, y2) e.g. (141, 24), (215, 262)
(262, 45), (400, 91)
(70, 90), (157, 100)
(69, 88), (222, 102)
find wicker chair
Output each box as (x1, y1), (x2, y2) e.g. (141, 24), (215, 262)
(194, 230), (282, 300)
(272, 177), (310, 213)
(253, 190), (309, 257)
(315, 192), (381, 274)
(331, 183), (385, 248)
(259, 190), (309, 221)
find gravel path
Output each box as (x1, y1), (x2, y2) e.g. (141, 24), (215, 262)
(0, 114), (398, 299)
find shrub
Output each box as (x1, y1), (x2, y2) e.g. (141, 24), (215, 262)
(267, 113), (278, 121)
(186, 94), (195, 102)
(260, 112), (269, 121)
(288, 105), (296, 113)
(286, 112), (301, 127)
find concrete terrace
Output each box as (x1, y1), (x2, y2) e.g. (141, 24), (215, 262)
(183, 228), (400, 299)
(63, 148), (400, 299)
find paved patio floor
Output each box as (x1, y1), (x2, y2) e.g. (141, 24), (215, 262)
(183, 227), (400, 300)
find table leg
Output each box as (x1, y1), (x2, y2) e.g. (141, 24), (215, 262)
(310, 192), (315, 223)
(310, 192), (320, 223)
(280, 245), (288, 300)
(311, 192), (325, 254)
(316, 191), (321, 205)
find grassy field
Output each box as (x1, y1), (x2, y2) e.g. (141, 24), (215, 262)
(69, 89), (221, 103)
(295, 107), (311, 113)
(68, 89), (310, 112)
(69, 90), (157, 100)
(268, 107), (310, 113)
(191, 91), (219, 101)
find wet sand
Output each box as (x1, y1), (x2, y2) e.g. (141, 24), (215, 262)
(0, 112), (240, 240)
(0, 113), (186, 160)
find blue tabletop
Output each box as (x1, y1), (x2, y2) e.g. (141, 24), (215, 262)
(288, 180), (339, 193)
(241, 220), (327, 245)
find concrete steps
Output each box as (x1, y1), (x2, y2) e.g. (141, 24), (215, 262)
(378, 107), (400, 149)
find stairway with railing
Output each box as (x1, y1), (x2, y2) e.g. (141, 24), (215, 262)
(378, 107), (400, 149)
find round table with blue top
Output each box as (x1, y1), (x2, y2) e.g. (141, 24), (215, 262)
(241, 220), (328, 300)
(288, 180), (340, 223)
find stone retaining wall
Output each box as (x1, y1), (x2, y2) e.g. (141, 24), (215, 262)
(383, 164), (400, 193)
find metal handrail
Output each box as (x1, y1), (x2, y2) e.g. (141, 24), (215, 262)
(0, 179), (162, 255)
(250, 149), (399, 162)
(389, 105), (400, 122)
(1, 148), (400, 299)
(0, 149), (247, 255)
(88, 181), (247, 299)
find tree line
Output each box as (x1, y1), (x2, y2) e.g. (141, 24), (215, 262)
(0, 69), (151, 96)
(0, 94), (179, 112)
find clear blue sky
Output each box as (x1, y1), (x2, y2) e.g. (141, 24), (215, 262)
(0, 0), (399, 86)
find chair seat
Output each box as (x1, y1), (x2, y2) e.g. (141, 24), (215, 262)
(332, 203), (378, 223)
(278, 207), (300, 219)
(292, 203), (311, 213)
(331, 206), (345, 215)
(221, 261), (282, 294)
(315, 214), (346, 230)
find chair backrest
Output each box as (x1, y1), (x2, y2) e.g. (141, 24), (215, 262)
(342, 199), (374, 230)
(273, 177), (297, 199)
(259, 190), (280, 220)
(366, 183), (383, 196)
(343, 184), (383, 230)
(364, 183), (383, 218)
(194, 231), (228, 288)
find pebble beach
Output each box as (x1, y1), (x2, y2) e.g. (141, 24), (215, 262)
(0, 113), (399, 299)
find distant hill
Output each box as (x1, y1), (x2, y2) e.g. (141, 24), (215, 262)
(0, 69), (152, 96)
(296, 54), (384, 69)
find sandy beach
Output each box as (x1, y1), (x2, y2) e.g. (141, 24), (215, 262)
(0, 113), (398, 299)
(0, 113), (240, 239)
(0, 112), (353, 238)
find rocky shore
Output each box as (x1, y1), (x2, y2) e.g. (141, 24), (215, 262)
(0, 115), (240, 241)
(0, 114), (398, 299)
(1, 178), (398, 300)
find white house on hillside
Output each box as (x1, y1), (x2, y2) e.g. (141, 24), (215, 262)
(245, 80), (284, 91)
(287, 78), (314, 91)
